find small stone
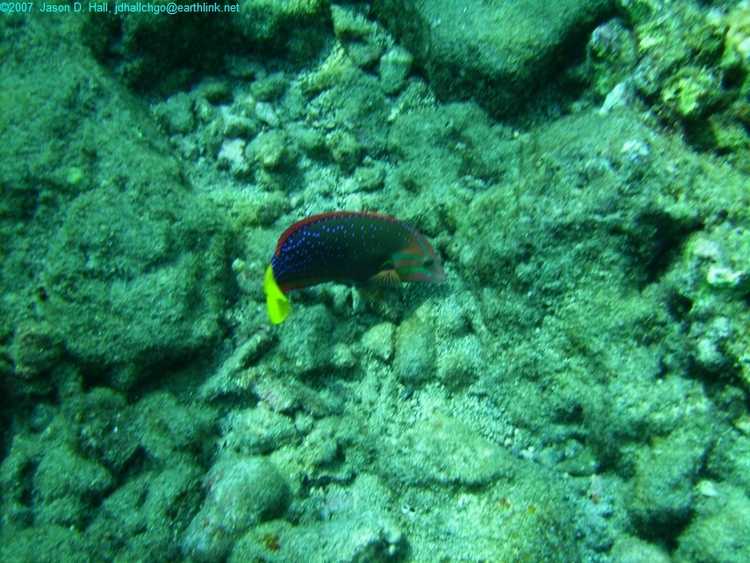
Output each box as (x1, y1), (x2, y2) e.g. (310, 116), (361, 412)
(197, 80), (233, 105)
(223, 406), (297, 455)
(353, 162), (386, 192)
(361, 322), (396, 362)
(11, 322), (62, 379)
(223, 114), (259, 140)
(331, 4), (388, 68)
(255, 101), (280, 127)
(153, 92), (195, 135)
(379, 46), (413, 94)
(217, 138), (251, 178)
(697, 480), (719, 498)
(327, 130), (364, 173)
(182, 455), (290, 561)
(394, 305), (436, 385)
(251, 72), (288, 101)
(248, 130), (289, 170)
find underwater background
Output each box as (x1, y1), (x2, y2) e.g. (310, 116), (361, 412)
(2, 0), (750, 561)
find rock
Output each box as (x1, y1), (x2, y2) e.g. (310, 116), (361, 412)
(182, 455), (291, 562)
(222, 406), (298, 455)
(234, 0), (329, 60)
(372, 0), (612, 118)
(33, 444), (113, 527)
(275, 304), (335, 375)
(326, 130), (364, 173)
(0, 525), (89, 563)
(611, 535), (671, 563)
(394, 303), (435, 385)
(254, 101), (280, 128)
(352, 161), (387, 192)
(152, 92), (195, 135)
(218, 138), (251, 178)
(331, 4), (391, 68)
(230, 473), (404, 561)
(11, 322), (62, 379)
(361, 322), (396, 362)
(378, 414), (512, 487)
(436, 334), (483, 390)
(223, 114), (260, 140)
(1, 25), (231, 387)
(85, 463), (202, 561)
(135, 392), (215, 466)
(379, 46), (413, 94)
(65, 387), (139, 473)
(248, 129), (292, 170)
(625, 427), (711, 534)
(251, 72), (289, 102)
(676, 483), (750, 562)
(40, 168), (229, 390)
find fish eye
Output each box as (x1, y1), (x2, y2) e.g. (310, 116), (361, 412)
(423, 257), (433, 267)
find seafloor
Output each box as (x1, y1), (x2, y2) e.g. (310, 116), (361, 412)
(2, 0), (750, 561)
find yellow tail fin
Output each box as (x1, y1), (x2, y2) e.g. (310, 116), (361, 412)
(264, 265), (290, 324)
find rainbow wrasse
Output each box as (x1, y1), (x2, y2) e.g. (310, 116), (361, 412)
(264, 211), (446, 324)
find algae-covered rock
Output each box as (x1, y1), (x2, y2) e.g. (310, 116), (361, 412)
(85, 463), (202, 561)
(135, 391), (215, 467)
(378, 413), (512, 487)
(395, 463), (579, 561)
(675, 483), (750, 562)
(393, 303), (436, 385)
(625, 426), (713, 534)
(379, 45), (413, 94)
(372, 0), (612, 118)
(40, 180), (229, 387)
(275, 304), (336, 375)
(64, 387), (139, 473)
(436, 333), (482, 390)
(0, 524), (90, 563)
(326, 129), (365, 173)
(388, 102), (518, 191)
(230, 473), (403, 562)
(182, 455), (291, 562)
(234, 0), (329, 61)
(611, 535), (671, 563)
(706, 433), (750, 496)
(331, 3), (391, 68)
(222, 405), (298, 455)
(248, 129), (295, 171)
(0, 19), (231, 389)
(10, 322), (62, 380)
(361, 321), (396, 362)
(152, 91), (196, 136)
(587, 19), (638, 100)
(32, 444), (113, 527)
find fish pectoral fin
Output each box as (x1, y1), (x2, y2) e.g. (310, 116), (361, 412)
(264, 265), (290, 324)
(369, 268), (402, 287)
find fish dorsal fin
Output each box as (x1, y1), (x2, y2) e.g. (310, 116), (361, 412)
(369, 268), (402, 287)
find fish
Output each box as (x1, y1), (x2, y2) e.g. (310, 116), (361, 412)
(264, 211), (446, 324)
